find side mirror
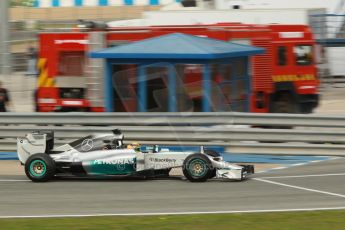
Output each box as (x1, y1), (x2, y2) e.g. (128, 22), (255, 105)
(154, 145), (158, 153)
(181, 0), (196, 7)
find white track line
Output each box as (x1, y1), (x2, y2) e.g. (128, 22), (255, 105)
(310, 160), (323, 163)
(270, 166), (287, 170)
(254, 178), (345, 198)
(292, 163), (307, 166)
(0, 179), (29, 182)
(259, 173), (345, 179)
(257, 156), (341, 174)
(0, 207), (345, 219)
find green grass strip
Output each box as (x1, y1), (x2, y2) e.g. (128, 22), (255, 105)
(0, 210), (344, 230)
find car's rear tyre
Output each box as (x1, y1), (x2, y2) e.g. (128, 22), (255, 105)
(204, 150), (221, 179)
(183, 154), (213, 182)
(25, 153), (56, 182)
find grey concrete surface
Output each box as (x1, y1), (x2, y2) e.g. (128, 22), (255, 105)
(314, 87), (345, 115)
(0, 158), (344, 217)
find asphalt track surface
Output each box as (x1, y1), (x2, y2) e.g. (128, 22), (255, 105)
(0, 157), (344, 217)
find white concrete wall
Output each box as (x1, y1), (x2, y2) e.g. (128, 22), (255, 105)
(60, 0), (74, 7)
(328, 47), (345, 76)
(215, 0), (341, 13)
(144, 9), (314, 25)
(40, 0), (51, 7)
(83, 0), (98, 6)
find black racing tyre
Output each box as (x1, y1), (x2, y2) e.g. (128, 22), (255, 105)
(25, 153), (56, 182)
(183, 154), (213, 182)
(204, 150), (221, 179)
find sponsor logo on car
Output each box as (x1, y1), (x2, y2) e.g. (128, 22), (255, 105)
(93, 159), (135, 165)
(149, 158), (177, 163)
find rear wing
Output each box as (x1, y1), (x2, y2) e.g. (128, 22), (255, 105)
(17, 131), (54, 164)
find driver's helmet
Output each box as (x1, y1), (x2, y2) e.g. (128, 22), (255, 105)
(113, 139), (123, 148)
(127, 142), (140, 152)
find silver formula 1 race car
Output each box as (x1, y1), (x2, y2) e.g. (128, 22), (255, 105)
(17, 129), (254, 182)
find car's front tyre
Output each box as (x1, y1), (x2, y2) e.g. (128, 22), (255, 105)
(25, 153), (56, 182)
(183, 153), (213, 182)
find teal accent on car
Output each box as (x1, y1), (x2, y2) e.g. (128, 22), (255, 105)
(87, 158), (136, 175)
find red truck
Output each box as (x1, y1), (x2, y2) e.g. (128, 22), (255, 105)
(36, 22), (319, 113)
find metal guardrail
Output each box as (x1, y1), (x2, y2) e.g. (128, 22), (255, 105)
(0, 112), (344, 156)
(0, 112), (345, 127)
(321, 76), (345, 88)
(11, 52), (28, 72)
(1, 125), (344, 142)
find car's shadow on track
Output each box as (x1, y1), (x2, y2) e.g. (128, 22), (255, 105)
(49, 175), (252, 183)
(51, 175), (183, 183)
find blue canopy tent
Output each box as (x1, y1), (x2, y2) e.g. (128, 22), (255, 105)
(90, 33), (264, 112)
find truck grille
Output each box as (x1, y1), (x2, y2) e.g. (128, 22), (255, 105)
(252, 39), (273, 91)
(59, 88), (85, 99)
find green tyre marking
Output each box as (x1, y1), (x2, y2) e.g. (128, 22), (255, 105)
(188, 158), (208, 177)
(29, 159), (47, 178)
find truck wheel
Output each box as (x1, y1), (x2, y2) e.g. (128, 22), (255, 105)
(183, 154), (213, 182)
(271, 92), (300, 114)
(25, 153), (56, 182)
(205, 150), (221, 179)
(300, 102), (314, 114)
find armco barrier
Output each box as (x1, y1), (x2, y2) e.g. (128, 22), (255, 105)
(1, 125), (345, 143)
(0, 112), (344, 127)
(0, 112), (344, 156)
